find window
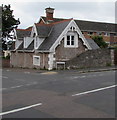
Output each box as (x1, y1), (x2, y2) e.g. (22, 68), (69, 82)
(33, 56), (40, 66)
(97, 32), (102, 36)
(71, 36), (74, 45)
(67, 35), (75, 46)
(104, 32), (110, 36)
(70, 26), (75, 31)
(67, 36), (70, 45)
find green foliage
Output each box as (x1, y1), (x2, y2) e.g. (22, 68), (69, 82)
(106, 63), (111, 67)
(2, 4), (20, 38)
(2, 4), (20, 50)
(91, 36), (108, 48)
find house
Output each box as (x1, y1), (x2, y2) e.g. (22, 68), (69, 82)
(10, 7), (116, 70)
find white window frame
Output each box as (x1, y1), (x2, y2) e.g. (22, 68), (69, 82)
(64, 32), (78, 48)
(33, 55), (40, 66)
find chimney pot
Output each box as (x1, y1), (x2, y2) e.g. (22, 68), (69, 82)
(45, 7), (54, 22)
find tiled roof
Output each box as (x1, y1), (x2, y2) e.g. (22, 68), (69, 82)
(16, 27), (32, 39)
(35, 24), (52, 37)
(75, 20), (116, 33)
(41, 16), (116, 33)
(86, 38), (100, 50)
(41, 16), (66, 23)
(38, 19), (72, 51)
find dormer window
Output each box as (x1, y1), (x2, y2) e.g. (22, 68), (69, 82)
(64, 31), (78, 48)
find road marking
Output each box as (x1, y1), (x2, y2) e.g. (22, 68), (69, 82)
(73, 76), (86, 79)
(41, 71), (57, 75)
(26, 82), (37, 86)
(10, 85), (23, 89)
(24, 72), (30, 74)
(72, 84), (117, 97)
(0, 76), (8, 79)
(2, 82), (38, 91)
(0, 103), (42, 116)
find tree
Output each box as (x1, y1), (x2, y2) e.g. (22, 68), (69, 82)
(2, 4), (20, 50)
(92, 36), (108, 48)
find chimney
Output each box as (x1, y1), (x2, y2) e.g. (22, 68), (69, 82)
(45, 7), (54, 22)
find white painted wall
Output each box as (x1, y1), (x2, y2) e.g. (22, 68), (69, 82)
(31, 24), (38, 37)
(15, 40), (22, 49)
(24, 37), (33, 48)
(34, 37), (45, 49)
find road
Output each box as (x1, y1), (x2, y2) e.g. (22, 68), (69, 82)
(1, 68), (116, 118)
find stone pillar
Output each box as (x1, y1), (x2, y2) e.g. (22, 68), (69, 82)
(110, 49), (115, 66)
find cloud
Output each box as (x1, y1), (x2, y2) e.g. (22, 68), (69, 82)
(1, 2), (115, 28)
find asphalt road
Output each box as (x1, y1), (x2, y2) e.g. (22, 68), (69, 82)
(1, 68), (116, 118)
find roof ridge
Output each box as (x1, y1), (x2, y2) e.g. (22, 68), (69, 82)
(41, 16), (116, 25)
(16, 28), (32, 31)
(74, 19), (116, 25)
(35, 18), (72, 27)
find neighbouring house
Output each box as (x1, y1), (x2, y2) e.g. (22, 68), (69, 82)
(10, 7), (117, 70)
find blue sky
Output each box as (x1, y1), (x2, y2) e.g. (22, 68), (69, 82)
(1, 0), (116, 29)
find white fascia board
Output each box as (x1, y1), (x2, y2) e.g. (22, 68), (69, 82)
(73, 20), (92, 50)
(31, 24), (38, 37)
(24, 37), (33, 48)
(40, 16), (46, 24)
(50, 19), (92, 52)
(14, 29), (18, 40)
(50, 20), (73, 52)
(16, 41), (23, 50)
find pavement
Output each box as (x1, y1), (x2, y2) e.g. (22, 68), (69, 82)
(3, 66), (117, 74)
(1, 66), (117, 119)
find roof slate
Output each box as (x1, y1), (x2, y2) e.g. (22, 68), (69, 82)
(41, 16), (116, 33)
(75, 20), (115, 33)
(35, 24), (52, 37)
(16, 29), (31, 39)
(86, 38), (100, 50)
(38, 20), (71, 51)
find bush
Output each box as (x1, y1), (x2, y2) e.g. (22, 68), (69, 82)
(92, 36), (108, 48)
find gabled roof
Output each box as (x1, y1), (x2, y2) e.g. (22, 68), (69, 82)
(38, 19), (72, 51)
(41, 16), (116, 33)
(16, 19), (99, 51)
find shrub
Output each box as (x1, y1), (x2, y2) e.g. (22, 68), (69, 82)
(92, 36), (108, 48)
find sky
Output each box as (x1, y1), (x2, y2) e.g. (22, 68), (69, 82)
(1, 0), (117, 29)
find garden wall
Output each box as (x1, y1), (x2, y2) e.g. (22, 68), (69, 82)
(66, 49), (114, 69)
